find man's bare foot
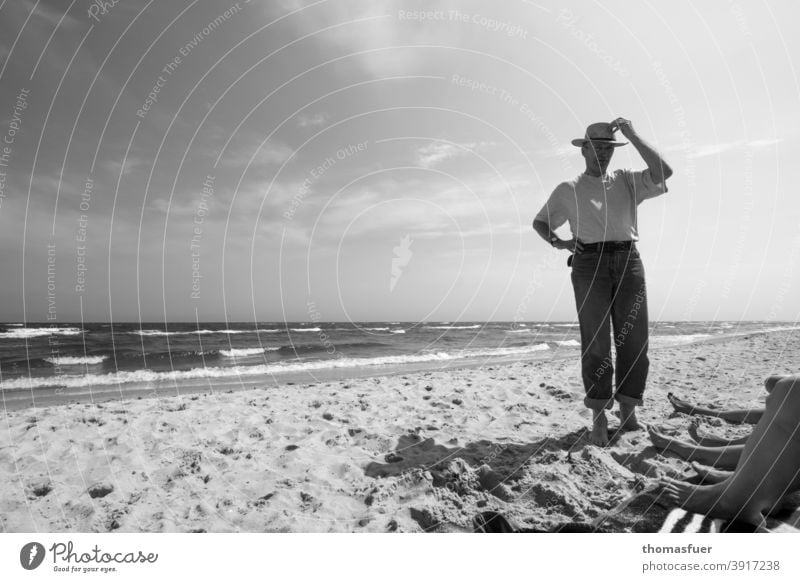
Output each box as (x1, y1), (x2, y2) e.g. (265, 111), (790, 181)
(589, 410), (609, 446)
(690, 461), (732, 484)
(618, 402), (642, 431)
(667, 392), (696, 415)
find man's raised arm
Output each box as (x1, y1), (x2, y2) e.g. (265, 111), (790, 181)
(611, 117), (673, 184)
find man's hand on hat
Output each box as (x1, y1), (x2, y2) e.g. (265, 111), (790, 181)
(610, 117), (636, 140)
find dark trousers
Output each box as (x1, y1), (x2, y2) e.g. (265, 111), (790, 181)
(570, 248), (649, 410)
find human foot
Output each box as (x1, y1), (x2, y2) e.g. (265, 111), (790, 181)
(690, 461), (732, 485)
(618, 402), (642, 431)
(667, 392), (696, 415)
(589, 410), (609, 446)
(687, 419), (748, 447)
(687, 418), (704, 443)
(661, 477), (762, 525)
(647, 425), (674, 451)
(661, 478), (722, 514)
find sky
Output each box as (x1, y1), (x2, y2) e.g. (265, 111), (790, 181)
(0, 0), (798, 323)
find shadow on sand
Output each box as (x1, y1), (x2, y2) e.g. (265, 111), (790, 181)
(364, 428), (592, 483)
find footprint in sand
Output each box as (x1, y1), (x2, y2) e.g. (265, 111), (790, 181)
(385, 452), (404, 463)
(544, 385), (573, 400)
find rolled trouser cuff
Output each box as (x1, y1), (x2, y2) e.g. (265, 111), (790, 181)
(584, 396), (614, 411)
(615, 393), (643, 407)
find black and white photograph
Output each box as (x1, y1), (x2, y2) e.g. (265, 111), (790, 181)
(1, 0), (799, 576)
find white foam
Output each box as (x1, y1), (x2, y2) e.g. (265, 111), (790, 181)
(290, 327), (321, 332)
(555, 339), (580, 347)
(45, 356), (108, 366)
(220, 348), (277, 358)
(0, 327), (84, 339)
(131, 329), (251, 336)
(476, 344), (550, 357)
(426, 324), (482, 330)
(389, 330), (406, 334)
(651, 334), (713, 346)
(1, 343), (551, 391)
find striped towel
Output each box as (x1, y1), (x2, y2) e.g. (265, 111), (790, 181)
(658, 508), (727, 533)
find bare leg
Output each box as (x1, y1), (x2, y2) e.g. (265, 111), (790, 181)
(764, 375), (787, 393)
(679, 375), (791, 444)
(618, 402), (642, 431)
(663, 375), (800, 525)
(685, 464), (797, 508)
(647, 425), (743, 470)
(589, 409), (609, 446)
(667, 393), (763, 425)
(687, 419), (750, 447)
(690, 461), (732, 484)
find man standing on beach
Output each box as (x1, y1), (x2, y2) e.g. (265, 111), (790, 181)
(532, 118), (672, 445)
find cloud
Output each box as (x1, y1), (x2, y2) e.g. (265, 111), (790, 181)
(218, 140), (295, 169)
(415, 141), (494, 168)
(667, 138), (782, 159)
(25, 0), (81, 30)
(102, 156), (150, 177)
(304, 168), (529, 244)
(149, 198), (196, 217)
(268, 0), (465, 78)
(0, 0), (88, 80)
(296, 112), (328, 128)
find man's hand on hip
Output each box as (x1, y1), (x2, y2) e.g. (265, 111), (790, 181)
(553, 238), (584, 253)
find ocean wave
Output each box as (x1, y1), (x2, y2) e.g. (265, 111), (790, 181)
(390, 330), (406, 334)
(466, 344), (550, 357)
(290, 327), (321, 332)
(220, 348), (279, 358)
(426, 324), (482, 330)
(45, 355), (108, 366)
(131, 329), (255, 336)
(550, 323), (579, 327)
(0, 327), (84, 339)
(651, 334), (713, 346)
(278, 341), (389, 354)
(0, 344), (552, 391)
(555, 339), (580, 347)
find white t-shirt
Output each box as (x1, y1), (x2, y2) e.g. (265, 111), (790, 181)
(535, 169), (667, 243)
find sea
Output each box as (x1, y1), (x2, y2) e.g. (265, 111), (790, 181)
(0, 321), (795, 406)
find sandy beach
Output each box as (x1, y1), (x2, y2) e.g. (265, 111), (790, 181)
(2, 328), (799, 533)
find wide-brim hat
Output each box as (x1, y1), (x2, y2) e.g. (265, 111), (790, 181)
(571, 122), (628, 147)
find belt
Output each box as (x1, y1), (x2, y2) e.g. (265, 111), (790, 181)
(580, 241), (635, 252)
